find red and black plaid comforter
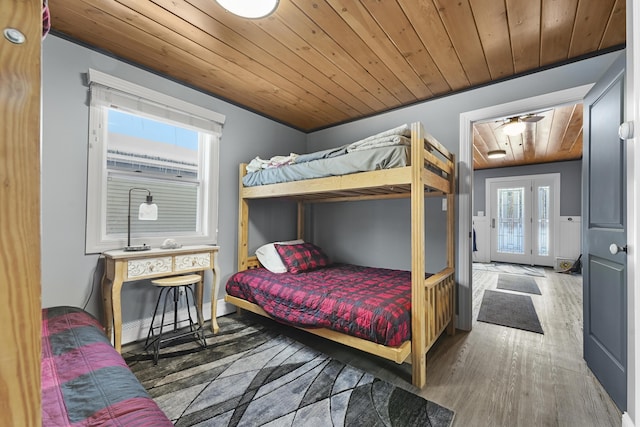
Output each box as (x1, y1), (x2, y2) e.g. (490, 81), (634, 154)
(226, 264), (412, 346)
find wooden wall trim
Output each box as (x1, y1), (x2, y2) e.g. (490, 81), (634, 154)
(0, 2), (42, 426)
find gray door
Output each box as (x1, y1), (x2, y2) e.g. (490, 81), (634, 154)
(583, 54), (627, 411)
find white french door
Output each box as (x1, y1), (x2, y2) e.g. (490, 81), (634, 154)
(488, 174), (559, 266)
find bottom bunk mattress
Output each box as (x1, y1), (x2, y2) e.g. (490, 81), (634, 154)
(225, 264), (414, 347)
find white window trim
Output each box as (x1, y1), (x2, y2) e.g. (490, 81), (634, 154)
(85, 70), (224, 254)
(87, 69), (226, 126)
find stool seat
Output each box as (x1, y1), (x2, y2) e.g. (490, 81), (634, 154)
(151, 274), (201, 287)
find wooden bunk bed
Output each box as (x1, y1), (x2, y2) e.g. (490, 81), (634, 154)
(225, 122), (456, 388)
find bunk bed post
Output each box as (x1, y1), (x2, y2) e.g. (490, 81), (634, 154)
(446, 156), (456, 336)
(238, 164), (249, 272)
(410, 122), (427, 388)
(297, 202), (305, 240)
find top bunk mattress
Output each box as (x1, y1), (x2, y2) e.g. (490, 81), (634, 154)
(243, 145), (410, 187)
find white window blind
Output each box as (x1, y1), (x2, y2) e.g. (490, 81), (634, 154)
(106, 174), (199, 235)
(87, 68), (224, 132)
(89, 83), (222, 135)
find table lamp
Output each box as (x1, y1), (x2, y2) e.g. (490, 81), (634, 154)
(124, 187), (158, 251)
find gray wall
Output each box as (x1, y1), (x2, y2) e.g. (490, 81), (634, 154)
(307, 51), (621, 275)
(41, 36), (304, 322)
(473, 160), (582, 217)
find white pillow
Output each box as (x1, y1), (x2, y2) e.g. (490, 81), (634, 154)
(255, 239), (305, 273)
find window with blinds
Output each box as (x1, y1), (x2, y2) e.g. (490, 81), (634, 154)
(85, 70), (224, 253)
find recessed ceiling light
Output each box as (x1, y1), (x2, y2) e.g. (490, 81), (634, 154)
(216, 0), (279, 19)
(487, 149), (507, 159)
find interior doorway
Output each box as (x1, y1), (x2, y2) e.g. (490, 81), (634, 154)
(457, 85), (593, 331)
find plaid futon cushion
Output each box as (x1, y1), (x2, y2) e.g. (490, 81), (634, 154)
(275, 242), (330, 273)
(41, 306), (172, 426)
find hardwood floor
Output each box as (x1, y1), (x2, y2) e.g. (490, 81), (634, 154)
(264, 266), (622, 426)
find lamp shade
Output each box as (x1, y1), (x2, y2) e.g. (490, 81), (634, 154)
(138, 202), (158, 220)
(216, 0), (279, 18)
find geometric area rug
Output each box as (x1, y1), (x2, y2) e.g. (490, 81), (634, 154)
(124, 314), (455, 426)
(477, 290), (544, 334)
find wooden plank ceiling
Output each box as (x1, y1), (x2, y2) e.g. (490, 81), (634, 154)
(49, 0), (624, 166)
(473, 104), (584, 170)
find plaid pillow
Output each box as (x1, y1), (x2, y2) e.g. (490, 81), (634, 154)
(274, 242), (330, 274)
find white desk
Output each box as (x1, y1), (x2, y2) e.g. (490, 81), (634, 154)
(101, 245), (220, 353)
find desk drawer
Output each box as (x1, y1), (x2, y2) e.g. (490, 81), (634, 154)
(175, 252), (211, 271)
(128, 257), (173, 278)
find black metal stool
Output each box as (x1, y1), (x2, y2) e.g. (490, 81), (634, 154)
(144, 274), (207, 364)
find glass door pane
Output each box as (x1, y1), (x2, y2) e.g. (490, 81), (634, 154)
(537, 186), (550, 256)
(497, 187), (525, 254)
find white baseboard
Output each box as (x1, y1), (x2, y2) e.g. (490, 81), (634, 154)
(121, 298), (237, 345)
(622, 412), (635, 427)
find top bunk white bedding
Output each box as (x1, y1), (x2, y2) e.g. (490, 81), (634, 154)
(242, 145), (410, 187)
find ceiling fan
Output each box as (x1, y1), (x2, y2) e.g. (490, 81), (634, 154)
(499, 113), (546, 136)
(486, 112), (548, 159)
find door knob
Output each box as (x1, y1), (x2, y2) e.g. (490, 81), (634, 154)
(609, 243), (627, 255)
(619, 121), (634, 140)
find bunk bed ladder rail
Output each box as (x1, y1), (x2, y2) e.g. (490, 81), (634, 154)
(421, 129), (455, 194)
(424, 268), (456, 349)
